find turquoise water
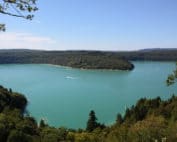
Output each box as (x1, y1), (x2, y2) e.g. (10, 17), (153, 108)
(0, 62), (176, 129)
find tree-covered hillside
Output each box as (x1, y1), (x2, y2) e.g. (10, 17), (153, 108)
(0, 48), (177, 71)
(0, 50), (134, 70)
(118, 48), (177, 61)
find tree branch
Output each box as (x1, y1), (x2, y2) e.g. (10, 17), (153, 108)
(0, 10), (26, 18)
(0, 0), (37, 31)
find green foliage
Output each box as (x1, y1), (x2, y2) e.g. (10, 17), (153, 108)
(0, 24), (5, 31)
(86, 110), (105, 132)
(128, 116), (167, 142)
(106, 95), (177, 142)
(118, 48), (177, 61)
(39, 126), (69, 142)
(116, 113), (123, 125)
(123, 97), (162, 123)
(0, 50), (135, 70)
(86, 110), (98, 132)
(0, 86), (39, 142)
(105, 123), (129, 142)
(0, 0), (38, 31)
(16, 117), (38, 135)
(0, 122), (8, 142)
(166, 122), (177, 141)
(0, 86), (27, 113)
(167, 62), (177, 86)
(39, 119), (47, 128)
(7, 130), (32, 142)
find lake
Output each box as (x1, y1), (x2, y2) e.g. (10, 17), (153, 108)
(0, 62), (176, 129)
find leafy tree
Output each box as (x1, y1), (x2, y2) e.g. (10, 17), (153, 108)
(74, 132), (92, 142)
(86, 110), (98, 132)
(128, 116), (167, 142)
(40, 127), (62, 142)
(0, 0), (38, 31)
(166, 63), (177, 86)
(10, 92), (27, 113)
(9, 88), (12, 93)
(57, 127), (68, 141)
(0, 23), (5, 31)
(39, 119), (48, 128)
(7, 130), (32, 142)
(106, 124), (129, 142)
(0, 123), (8, 142)
(116, 113), (123, 125)
(66, 132), (75, 142)
(124, 108), (131, 120)
(166, 122), (177, 141)
(16, 116), (38, 135)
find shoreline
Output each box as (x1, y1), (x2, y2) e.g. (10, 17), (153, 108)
(33, 63), (134, 72)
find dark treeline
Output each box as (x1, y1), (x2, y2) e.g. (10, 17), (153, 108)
(0, 85), (177, 142)
(118, 48), (177, 61)
(0, 49), (134, 70)
(0, 48), (177, 70)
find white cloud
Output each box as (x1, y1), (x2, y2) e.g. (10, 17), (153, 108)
(0, 32), (57, 50)
(1, 32), (176, 51)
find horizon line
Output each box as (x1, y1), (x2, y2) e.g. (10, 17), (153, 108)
(0, 47), (177, 52)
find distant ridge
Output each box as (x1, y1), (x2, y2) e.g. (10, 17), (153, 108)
(139, 48), (177, 52)
(0, 49), (134, 70)
(0, 48), (177, 52)
(0, 48), (177, 70)
(116, 48), (177, 61)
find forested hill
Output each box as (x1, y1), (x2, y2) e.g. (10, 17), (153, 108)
(118, 48), (177, 61)
(0, 49), (134, 70)
(0, 48), (177, 70)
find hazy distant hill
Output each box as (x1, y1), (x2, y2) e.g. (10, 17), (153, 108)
(139, 48), (177, 52)
(118, 48), (177, 61)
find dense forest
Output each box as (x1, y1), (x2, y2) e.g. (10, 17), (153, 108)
(0, 49), (134, 70)
(0, 48), (177, 70)
(118, 48), (177, 61)
(0, 84), (177, 142)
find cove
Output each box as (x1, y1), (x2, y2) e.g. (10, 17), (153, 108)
(0, 62), (176, 129)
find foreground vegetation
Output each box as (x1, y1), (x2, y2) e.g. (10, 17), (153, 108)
(0, 85), (176, 142)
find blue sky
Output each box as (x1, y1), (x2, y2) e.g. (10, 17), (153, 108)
(0, 0), (177, 51)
